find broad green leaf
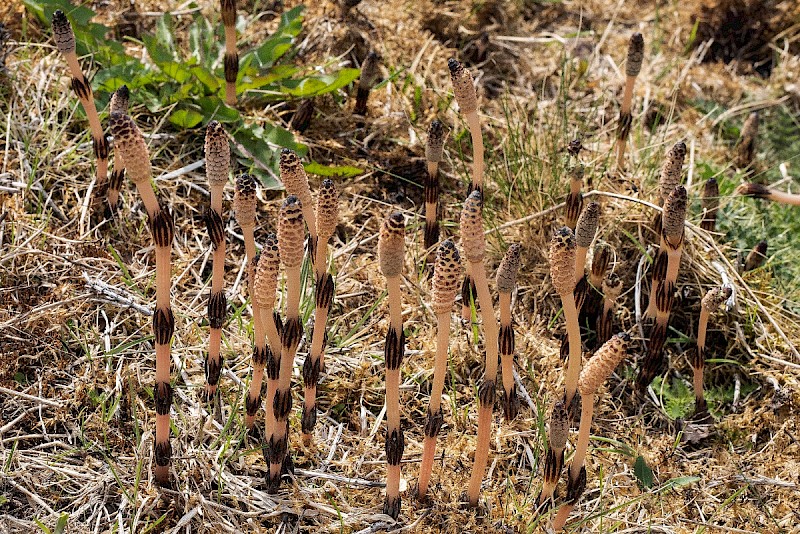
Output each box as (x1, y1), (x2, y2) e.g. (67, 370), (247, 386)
(159, 61), (193, 84)
(169, 109), (204, 129)
(142, 34), (174, 67)
(278, 69), (360, 98)
(244, 37), (294, 70)
(238, 65), (298, 92)
(304, 162), (363, 178)
(190, 66), (220, 92)
(279, 5), (305, 34)
(197, 97), (240, 123)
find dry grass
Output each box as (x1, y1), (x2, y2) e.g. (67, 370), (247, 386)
(2, 0), (800, 532)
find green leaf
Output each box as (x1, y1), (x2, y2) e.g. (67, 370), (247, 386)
(304, 162), (363, 178)
(154, 14), (177, 61)
(197, 97), (240, 123)
(633, 455), (654, 489)
(278, 5), (305, 35)
(278, 69), (360, 98)
(0, 494), (7, 505)
(190, 66), (220, 92)
(169, 109), (204, 129)
(660, 476), (701, 490)
(34, 518), (51, 534)
(245, 37), (294, 70)
(232, 123), (306, 189)
(54, 513), (69, 534)
(238, 64), (298, 92)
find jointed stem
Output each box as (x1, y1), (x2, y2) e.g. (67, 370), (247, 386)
(562, 295), (581, 406)
(417, 312), (451, 497)
(466, 261), (499, 507)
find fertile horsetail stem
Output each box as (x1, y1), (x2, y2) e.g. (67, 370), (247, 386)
(554, 333), (630, 530)
(220, 0), (238, 105)
(354, 51), (380, 117)
(449, 58), (484, 322)
(537, 400), (568, 508)
(589, 244), (612, 289)
(378, 212), (406, 518)
(615, 33), (644, 170)
(550, 227), (581, 406)
(233, 175), (262, 404)
(110, 112), (174, 486)
(417, 239), (461, 498)
(279, 149), (318, 263)
(460, 191), (502, 507)
(52, 10), (110, 214)
(692, 286), (731, 414)
(638, 186), (687, 391)
(424, 120), (445, 261)
(652, 141), (686, 242)
(649, 143), (686, 316)
(107, 85), (129, 208)
(302, 179), (339, 439)
(735, 112), (759, 170)
(497, 244), (522, 420)
(701, 178), (719, 232)
(564, 164), (584, 231)
(744, 240), (768, 272)
(203, 121), (230, 402)
(268, 196), (305, 493)
(597, 273), (622, 345)
(737, 182), (800, 206)
(574, 202), (600, 289)
(251, 235), (281, 432)
(583, 244), (612, 335)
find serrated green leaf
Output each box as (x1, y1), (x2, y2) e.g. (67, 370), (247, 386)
(169, 109), (204, 128)
(633, 455), (654, 489)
